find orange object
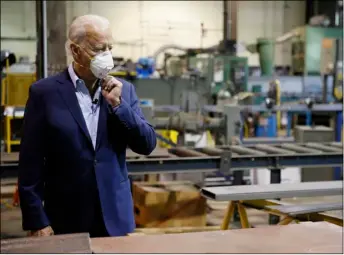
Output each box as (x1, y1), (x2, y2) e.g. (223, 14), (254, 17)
(12, 182), (19, 206)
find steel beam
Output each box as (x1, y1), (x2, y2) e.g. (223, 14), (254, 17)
(200, 181), (343, 201)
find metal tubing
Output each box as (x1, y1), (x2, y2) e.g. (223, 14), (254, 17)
(171, 147), (207, 157)
(230, 146), (267, 156)
(331, 142), (343, 148)
(200, 147), (224, 156)
(305, 143), (343, 153)
(280, 143), (323, 154)
(242, 137), (295, 145)
(255, 144), (296, 155)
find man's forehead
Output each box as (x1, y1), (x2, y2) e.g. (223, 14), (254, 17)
(84, 29), (113, 47)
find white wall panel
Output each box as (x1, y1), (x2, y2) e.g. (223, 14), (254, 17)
(0, 1), (36, 61)
(66, 1), (223, 64)
(237, 1), (305, 66)
(1, 1), (305, 66)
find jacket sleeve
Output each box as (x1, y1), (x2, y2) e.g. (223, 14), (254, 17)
(18, 85), (50, 231)
(112, 83), (156, 155)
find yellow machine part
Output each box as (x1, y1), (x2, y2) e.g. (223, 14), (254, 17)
(157, 130), (215, 148)
(275, 80), (281, 130)
(333, 86), (343, 101)
(157, 130), (179, 148)
(333, 72), (343, 101)
(1, 73), (36, 106)
(109, 71), (137, 77)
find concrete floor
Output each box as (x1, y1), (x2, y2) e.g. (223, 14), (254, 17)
(1, 195), (342, 240)
(1, 204), (26, 239)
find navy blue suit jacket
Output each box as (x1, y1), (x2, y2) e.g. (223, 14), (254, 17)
(18, 69), (156, 236)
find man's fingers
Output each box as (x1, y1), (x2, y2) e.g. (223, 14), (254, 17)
(101, 76), (122, 94)
(102, 84), (114, 92)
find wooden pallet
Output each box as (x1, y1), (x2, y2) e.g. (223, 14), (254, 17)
(132, 181), (207, 228)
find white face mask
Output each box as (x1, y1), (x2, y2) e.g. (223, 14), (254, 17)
(90, 51), (114, 79)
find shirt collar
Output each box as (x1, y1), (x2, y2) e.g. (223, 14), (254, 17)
(68, 63), (79, 88)
(68, 63), (100, 90)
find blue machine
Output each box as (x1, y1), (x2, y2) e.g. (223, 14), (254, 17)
(258, 114), (277, 137)
(136, 57), (155, 79)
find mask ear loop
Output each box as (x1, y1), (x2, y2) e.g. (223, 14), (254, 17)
(70, 41), (95, 70)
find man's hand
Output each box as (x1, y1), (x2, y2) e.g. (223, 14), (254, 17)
(101, 76), (122, 107)
(28, 226), (54, 237)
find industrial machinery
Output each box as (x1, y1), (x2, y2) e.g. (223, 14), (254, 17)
(288, 26), (343, 76)
(149, 102), (343, 146)
(108, 57), (137, 81)
(136, 57), (155, 79)
(1, 52), (36, 152)
(332, 38), (343, 102)
(210, 56), (249, 96)
(1, 51), (16, 72)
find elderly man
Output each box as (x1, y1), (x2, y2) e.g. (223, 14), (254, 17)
(18, 14), (156, 238)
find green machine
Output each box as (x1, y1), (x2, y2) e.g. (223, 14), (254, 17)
(210, 55), (249, 96)
(290, 26), (343, 75)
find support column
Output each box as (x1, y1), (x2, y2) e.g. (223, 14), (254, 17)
(46, 1), (67, 76)
(35, 0), (44, 80)
(220, 1), (238, 54)
(228, 0), (237, 41)
(269, 169), (281, 224)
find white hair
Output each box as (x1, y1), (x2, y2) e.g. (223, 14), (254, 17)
(65, 14), (111, 56)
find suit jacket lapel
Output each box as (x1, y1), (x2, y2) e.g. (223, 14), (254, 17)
(56, 69), (93, 147)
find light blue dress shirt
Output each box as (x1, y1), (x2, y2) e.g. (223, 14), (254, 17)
(68, 64), (101, 149)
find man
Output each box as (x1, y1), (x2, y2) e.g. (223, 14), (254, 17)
(18, 14), (156, 238)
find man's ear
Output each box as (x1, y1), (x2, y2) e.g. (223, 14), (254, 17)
(70, 44), (79, 57)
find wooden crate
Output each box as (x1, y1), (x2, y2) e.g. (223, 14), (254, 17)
(132, 181), (207, 228)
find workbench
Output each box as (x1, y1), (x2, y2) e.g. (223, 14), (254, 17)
(1, 222), (342, 253)
(91, 222), (343, 253)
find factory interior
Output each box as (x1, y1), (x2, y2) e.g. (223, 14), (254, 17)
(0, 0), (343, 253)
